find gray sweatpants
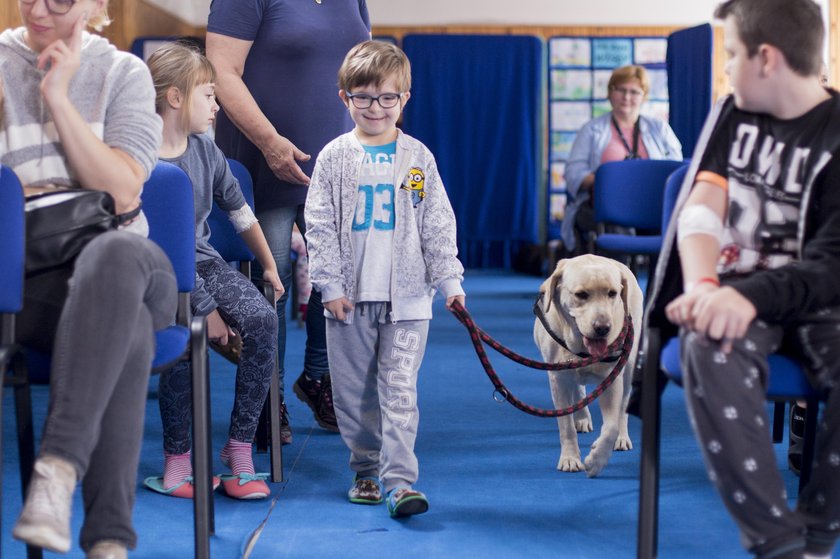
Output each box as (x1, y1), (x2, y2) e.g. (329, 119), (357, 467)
(681, 312), (840, 559)
(326, 302), (429, 493)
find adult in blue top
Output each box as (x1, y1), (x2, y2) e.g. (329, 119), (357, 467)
(561, 65), (683, 254)
(206, 0), (371, 437)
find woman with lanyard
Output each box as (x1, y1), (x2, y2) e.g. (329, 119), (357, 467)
(561, 64), (683, 255)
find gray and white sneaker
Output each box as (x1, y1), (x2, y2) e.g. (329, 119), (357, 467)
(13, 456), (77, 553)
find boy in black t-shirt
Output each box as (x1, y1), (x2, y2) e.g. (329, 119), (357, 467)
(655, 0), (840, 557)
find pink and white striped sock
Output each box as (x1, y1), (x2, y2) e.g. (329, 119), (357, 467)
(163, 451), (192, 489)
(220, 439), (255, 477)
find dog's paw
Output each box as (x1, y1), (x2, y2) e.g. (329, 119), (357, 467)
(575, 418), (593, 433)
(614, 435), (633, 451)
(584, 453), (607, 478)
(557, 456), (585, 472)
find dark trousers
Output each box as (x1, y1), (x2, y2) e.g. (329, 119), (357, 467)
(681, 311), (840, 558)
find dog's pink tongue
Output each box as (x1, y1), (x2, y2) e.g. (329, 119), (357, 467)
(584, 338), (609, 358)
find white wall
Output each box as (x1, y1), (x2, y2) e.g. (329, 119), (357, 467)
(365, 0), (720, 26)
(144, 0), (830, 45)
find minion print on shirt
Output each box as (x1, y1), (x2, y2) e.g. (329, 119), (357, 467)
(401, 167), (426, 207)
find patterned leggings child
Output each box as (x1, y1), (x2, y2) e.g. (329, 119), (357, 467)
(157, 258), (278, 498)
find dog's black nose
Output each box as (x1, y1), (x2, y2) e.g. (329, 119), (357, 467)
(593, 323), (611, 337)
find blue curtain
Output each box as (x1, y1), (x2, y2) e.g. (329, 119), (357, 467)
(666, 24), (713, 158)
(402, 35), (543, 268)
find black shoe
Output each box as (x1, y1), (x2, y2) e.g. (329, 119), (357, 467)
(788, 403), (806, 476)
(293, 372), (339, 432)
(279, 401), (292, 446)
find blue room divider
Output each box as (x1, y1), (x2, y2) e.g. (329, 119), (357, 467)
(666, 24), (713, 158)
(402, 34), (543, 268)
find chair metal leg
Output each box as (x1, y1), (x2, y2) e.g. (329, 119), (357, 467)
(190, 316), (212, 559)
(637, 330), (662, 559)
(267, 360), (284, 483)
(259, 283), (284, 483)
(4, 347), (43, 559)
(255, 402), (269, 453)
(798, 398), (820, 493)
(771, 402), (786, 443)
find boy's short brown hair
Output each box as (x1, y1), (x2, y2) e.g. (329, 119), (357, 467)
(338, 40), (411, 92)
(715, 0), (824, 77)
(607, 65), (650, 96)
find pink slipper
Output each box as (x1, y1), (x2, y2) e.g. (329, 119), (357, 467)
(218, 473), (270, 500)
(144, 476), (221, 499)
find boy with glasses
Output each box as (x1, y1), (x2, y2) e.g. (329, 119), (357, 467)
(305, 40), (465, 518)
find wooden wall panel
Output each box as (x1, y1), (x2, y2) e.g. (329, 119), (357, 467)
(0, 0), (205, 53)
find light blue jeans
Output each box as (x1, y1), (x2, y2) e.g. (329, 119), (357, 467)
(253, 204), (329, 394)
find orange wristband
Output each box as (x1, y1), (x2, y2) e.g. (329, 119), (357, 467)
(686, 277), (720, 292)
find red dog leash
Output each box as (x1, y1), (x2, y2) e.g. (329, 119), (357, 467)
(448, 300), (635, 418)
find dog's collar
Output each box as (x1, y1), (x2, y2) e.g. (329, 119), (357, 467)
(532, 296), (622, 363)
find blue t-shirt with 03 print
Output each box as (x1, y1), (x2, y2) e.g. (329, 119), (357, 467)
(353, 141), (396, 302)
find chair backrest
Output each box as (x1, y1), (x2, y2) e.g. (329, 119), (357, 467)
(662, 164), (690, 232)
(141, 162), (196, 293)
(130, 35), (205, 61)
(207, 158), (256, 263)
(594, 159), (685, 230)
(0, 166), (25, 315)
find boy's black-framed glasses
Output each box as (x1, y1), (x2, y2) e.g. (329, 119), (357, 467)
(345, 92), (403, 109)
(19, 0), (76, 15)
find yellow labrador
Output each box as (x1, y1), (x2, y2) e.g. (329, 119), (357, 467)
(533, 255), (643, 477)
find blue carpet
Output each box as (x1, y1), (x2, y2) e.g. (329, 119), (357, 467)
(2, 270), (834, 558)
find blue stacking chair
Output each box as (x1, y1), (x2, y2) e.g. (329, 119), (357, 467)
(206, 158), (283, 482)
(3, 164), (213, 559)
(635, 165), (823, 559)
(141, 161), (213, 559)
(0, 166), (29, 554)
(129, 35), (205, 61)
(592, 159), (685, 274)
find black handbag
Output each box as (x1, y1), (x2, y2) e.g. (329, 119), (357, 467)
(24, 189), (139, 276)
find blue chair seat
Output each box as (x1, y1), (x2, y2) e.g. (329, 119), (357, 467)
(595, 234), (663, 255)
(660, 336), (819, 398)
(152, 326), (191, 370)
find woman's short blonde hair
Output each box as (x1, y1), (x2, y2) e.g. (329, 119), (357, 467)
(607, 65), (650, 96)
(147, 42), (216, 129)
(338, 40), (411, 92)
(87, 0), (112, 31)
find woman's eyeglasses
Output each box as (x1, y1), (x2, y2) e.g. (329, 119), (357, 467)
(19, 0), (76, 16)
(345, 92), (403, 109)
(610, 86), (645, 98)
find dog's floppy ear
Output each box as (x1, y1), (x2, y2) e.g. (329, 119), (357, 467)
(539, 259), (567, 312)
(614, 260), (634, 310)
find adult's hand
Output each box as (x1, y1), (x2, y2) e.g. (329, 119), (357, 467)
(261, 133), (311, 185)
(207, 31), (311, 186)
(38, 10), (86, 103)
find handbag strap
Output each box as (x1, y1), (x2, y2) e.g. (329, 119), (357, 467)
(116, 204), (142, 226)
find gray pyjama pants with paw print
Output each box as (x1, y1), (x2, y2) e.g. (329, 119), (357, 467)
(680, 310), (840, 559)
